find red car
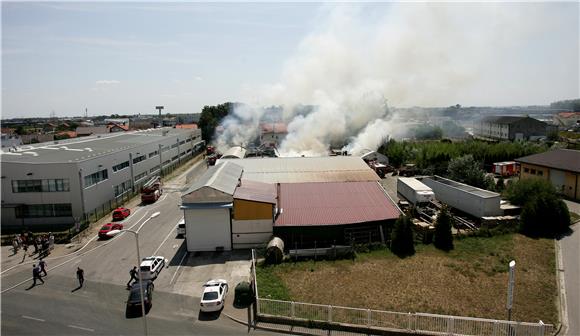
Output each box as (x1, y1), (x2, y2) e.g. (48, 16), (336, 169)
(112, 207), (131, 221)
(98, 223), (123, 239)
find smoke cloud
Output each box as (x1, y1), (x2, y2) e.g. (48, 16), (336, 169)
(214, 2), (577, 156)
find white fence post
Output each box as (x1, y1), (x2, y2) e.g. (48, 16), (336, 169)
(367, 309), (371, 327)
(539, 320), (545, 336)
(447, 317), (454, 335)
(493, 320), (499, 336)
(328, 305), (332, 323)
(291, 301), (295, 320)
(407, 312), (412, 330)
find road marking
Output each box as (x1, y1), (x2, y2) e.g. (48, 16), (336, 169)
(22, 315), (45, 322)
(170, 249), (188, 284)
(153, 223), (178, 256)
(68, 325), (94, 332)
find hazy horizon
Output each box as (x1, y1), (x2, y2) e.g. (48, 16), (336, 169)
(2, 2), (579, 119)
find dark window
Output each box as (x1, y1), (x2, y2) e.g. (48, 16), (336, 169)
(113, 161), (129, 172)
(531, 169), (536, 174)
(148, 151), (159, 158)
(538, 171), (543, 176)
(12, 180), (42, 193)
(16, 203), (72, 218)
(84, 169), (108, 188)
(132, 155), (146, 164)
(524, 168), (529, 173)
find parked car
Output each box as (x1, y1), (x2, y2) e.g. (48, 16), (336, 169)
(139, 256), (166, 280)
(200, 279), (228, 312)
(127, 280), (154, 309)
(112, 207), (131, 221)
(176, 218), (186, 237)
(98, 223), (123, 239)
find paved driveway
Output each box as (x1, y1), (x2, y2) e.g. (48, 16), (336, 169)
(172, 250), (252, 300)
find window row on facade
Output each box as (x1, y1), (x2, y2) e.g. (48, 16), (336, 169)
(12, 179), (70, 193)
(16, 203), (72, 218)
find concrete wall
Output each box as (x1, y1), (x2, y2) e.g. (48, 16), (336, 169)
(422, 177), (502, 218)
(185, 207), (232, 251)
(232, 219), (273, 249)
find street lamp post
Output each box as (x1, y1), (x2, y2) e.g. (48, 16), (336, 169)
(507, 260), (516, 321)
(108, 211), (160, 336)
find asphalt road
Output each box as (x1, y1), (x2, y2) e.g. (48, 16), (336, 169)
(1, 159), (284, 336)
(561, 221), (580, 336)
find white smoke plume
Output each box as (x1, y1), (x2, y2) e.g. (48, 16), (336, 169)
(213, 3), (575, 156)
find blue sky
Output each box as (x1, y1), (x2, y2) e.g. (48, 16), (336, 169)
(2, 2), (579, 119)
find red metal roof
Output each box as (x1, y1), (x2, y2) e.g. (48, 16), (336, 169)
(275, 181), (400, 227)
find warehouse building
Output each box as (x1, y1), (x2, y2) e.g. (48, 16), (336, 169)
(1, 128), (203, 231)
(181, 156), (400, 251)
(515, 149), (580, 201)
(220, 156), (380, 184)
(275, 181), (400, 248)
(422, 176), (502, 218)
(474, 116), (554, 141)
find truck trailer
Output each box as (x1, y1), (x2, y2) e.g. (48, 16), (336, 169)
(397, 177), (435, 206)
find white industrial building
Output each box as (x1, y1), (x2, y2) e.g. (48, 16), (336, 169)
(422, 175), (502, 218)
(1, 128), (203, 231)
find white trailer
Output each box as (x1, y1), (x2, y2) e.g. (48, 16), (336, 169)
(397, 177), (435, 205)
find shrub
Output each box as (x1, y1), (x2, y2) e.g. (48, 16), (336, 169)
(434, 206), (454, 251)
(390, 215), (415, 257)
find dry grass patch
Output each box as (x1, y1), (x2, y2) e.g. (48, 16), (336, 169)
(258, 234), (557, 324)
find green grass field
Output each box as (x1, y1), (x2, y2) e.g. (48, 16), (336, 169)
(256, 233), (557, 325)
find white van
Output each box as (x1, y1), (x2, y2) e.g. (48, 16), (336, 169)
(176, 219), (186, 237)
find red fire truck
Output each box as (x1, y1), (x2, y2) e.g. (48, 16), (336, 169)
(141, 176), (162, 204)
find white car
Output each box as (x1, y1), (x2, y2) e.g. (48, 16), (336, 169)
(200, 279), (228, 312)
(139, 256), (166, 280)
(176, 218), (186, 237)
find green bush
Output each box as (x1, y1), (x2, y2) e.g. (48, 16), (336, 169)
(434, 206), (454, 251)
(390, 215), (415, 257)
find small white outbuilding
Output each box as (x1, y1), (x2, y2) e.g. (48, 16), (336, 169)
(181, 162), (243, 252)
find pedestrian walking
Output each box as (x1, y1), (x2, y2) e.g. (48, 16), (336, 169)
(126, 266), (138, 288)
(76, 267), (84, 287)
(39, 259), (47, 276)
(32, 264), (44, 286)
(22, 242), (28, 255)
(12, 238), (19, 254)
(32, 237), (38, 254)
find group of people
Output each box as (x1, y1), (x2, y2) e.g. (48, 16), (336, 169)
(12, 231), (54, 258)
(30, 261), (85, 288)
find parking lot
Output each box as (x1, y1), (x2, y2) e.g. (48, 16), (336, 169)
(170, 249), (252, 299)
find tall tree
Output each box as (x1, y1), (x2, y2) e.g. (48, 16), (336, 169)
(198, 102), (233, 142)
(390, 215), (415, 257)
(447, 154), (494, 190)
(434, 206), (454, 251)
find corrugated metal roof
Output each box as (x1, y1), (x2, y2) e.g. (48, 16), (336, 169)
(275, 181), (400, 227)
(222, 146), (247, 159)
(234, 180), (276, 204)
(181, 161), (243, 204)
(221, 156), (379, 184)
(515, 149), (580, 174)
